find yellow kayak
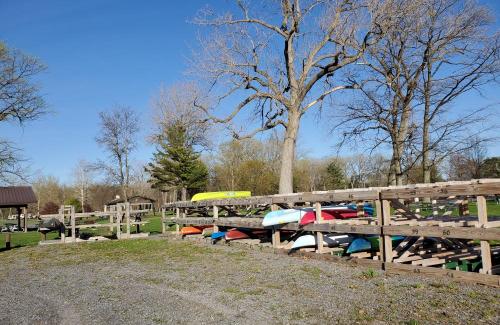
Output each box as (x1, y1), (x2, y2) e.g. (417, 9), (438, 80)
(191, 191), (251, 202)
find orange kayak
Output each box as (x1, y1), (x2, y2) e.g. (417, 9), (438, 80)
(180, 226), (211, 236)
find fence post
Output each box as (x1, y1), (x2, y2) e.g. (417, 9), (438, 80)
(271, 204), (280, 248)
(477, 196), (491, 274)
(161, 207), (166, 234)
(59, 206), (66, 243)
(116, 204), (122, 239)
(5, 232), (11, 250)
(380, 199), (393, 264)
(126, 202), (131, 238)
(213, 205), (219, 233)
(315, 202), (324, 253)
(22, 207), (28, 233)
(175, 208), (180, 234)
(71, 206), (76, 241)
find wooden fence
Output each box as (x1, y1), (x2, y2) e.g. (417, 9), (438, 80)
(39, 202), (152, 244)
(162, 179), (500, 286)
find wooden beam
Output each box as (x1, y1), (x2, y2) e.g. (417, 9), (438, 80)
(71, 206), (76, 240)
(213, 205), (219, 233)
(161, 207), (166, 234)
(315, 202), (324, 254)
(383, 225), (500, 241)
(381, 200), (393, 263)
(271, 204), (280, 248)
(477, 196), (492, 274)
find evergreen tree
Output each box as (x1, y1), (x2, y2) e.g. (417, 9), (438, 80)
(147, 123), (208, 197)
(325, 161), (346, 190)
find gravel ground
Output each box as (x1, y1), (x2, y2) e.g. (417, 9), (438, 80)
(0, 235), (498, 325)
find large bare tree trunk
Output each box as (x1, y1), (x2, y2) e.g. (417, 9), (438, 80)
(279, 110), (300, 194)
(422, 60), (432, 184)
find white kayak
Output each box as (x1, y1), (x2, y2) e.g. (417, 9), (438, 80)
(291, 234), (353, 250)
(262, 206), (350, 227)
(262, 209), (309, 227)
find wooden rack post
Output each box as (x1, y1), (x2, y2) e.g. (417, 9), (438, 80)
(71, 206), (76, 241)
(116, 204), (122, 239)
(175, 208), (180, 234)
(126, 202), (131, 238)
(213, 205), (219, 232)
(459, 198), (470, 216)
(356, 201), (364, 217)
(22, 207), (28, 232)
(381, 199), (393, 263)
(477, 196), (492, 274)
(161, 207), (166, 234)
(59, 206), (66, 243)
(271, 204), (280, 248)
(315, 202), (324, 253)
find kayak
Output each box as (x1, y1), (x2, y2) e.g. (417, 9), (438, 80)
(225, 228), (268, 241)
(291, 234), (353, 249)
(225, 229), (250, 241)
(346, 236), (405, 254)
(262, 209), (309, 227)
(180, 226), (205, 236)
(191, 191), (251, 202)
(347, 203), (374, 216)
(299, 208), (362, 226)
(211, 231), (226, 240)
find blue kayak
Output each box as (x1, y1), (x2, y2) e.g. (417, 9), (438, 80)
(347, 203), (374, 216)
(211, 232), (226, 240)
(347, 236), (405, 254)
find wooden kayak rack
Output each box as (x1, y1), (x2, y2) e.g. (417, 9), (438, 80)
(39, 202), (151, 244)
(162, 179), (500, 286)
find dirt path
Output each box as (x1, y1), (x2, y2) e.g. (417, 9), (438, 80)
(0, 237), (498, 324)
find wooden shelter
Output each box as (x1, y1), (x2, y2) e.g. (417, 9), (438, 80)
(0, 186), (37, 232)
(104, 195), (155, 212)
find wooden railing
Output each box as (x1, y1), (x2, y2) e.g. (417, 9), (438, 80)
(162, 179), (500, 286)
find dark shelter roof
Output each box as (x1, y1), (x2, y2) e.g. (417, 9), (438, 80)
(0, 186), (38, 208)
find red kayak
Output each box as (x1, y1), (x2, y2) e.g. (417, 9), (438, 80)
(225, 229), (250, 241)
(299, 209), (362, 226)
(225, 228), (268, 241)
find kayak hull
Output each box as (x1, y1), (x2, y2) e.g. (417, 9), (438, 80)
(262, 209), (308, 227)
(299, 209), (362, 226)
(191, 191), (251, 202)
(291, 234), (353, 249)
(225, 229), (250, 241)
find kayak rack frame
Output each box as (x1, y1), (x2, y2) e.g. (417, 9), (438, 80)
(162, 179), (500, 287)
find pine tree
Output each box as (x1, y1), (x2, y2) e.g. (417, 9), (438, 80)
(147, 123), (208, 197)
(325, 160), (346, 190)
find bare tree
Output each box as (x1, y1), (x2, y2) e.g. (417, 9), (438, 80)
(72, 160), (94, 213)
(96, 106), (139, 201)
(151, 82), (212, 149)
(336, 0), (499, 185)
(417, 0), (500, 183)
(336, 0), (427, 185)
(0, 41), (46, 183)
(192, 0), (381, 193)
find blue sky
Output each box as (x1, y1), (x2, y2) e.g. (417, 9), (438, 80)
(1, 0), (499, 184)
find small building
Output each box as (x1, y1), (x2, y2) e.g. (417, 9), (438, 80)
(0, 186), (37, 232)
(104, 195), (155, 213)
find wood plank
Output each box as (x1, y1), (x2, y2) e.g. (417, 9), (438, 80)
(315, 202), (324, 253)
(383, 225), (500, 240)
(478, 195), (492, 274)
(381, 200), (393, 263)
(384, 262), (500, 287)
